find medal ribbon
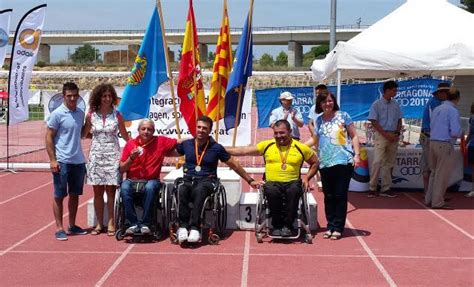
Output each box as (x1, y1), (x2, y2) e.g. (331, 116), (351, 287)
(277, 140), (292, 168)
(194, 139), (210, 168)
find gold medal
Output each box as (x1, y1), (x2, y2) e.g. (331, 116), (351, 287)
(195, 165), (201, 172)
(281, 163), (287, 170)
(277, 139), (292, 172)
(194, 139), (209, 174)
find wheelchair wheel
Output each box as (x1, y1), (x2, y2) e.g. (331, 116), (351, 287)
(167, 180), (181, 244)
(215, 184), (227, 236)
(301, 192), (313, 244)
(115, 229), (125, 241)
(254, 188), (266, 239)
(159, 184), (168, 235)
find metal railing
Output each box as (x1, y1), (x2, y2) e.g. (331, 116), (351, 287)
(9, 24), (369, 36)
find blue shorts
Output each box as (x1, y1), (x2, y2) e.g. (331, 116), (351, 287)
(468, 145), (474, 165)
(53, 162), (86, 198)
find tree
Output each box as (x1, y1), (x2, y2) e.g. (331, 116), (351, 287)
(460, 0), (474, 12)
(302, 44), (329, 67)
(275, 51), (288, 66)
(70, 44), (101, 64)
(208, 51), (216, 62)
(259, 53), (274, 67)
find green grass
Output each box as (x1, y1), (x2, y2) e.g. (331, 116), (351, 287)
(29, 105), (44, 121)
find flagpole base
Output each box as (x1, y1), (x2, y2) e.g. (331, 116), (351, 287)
(1, 168), (18, 174)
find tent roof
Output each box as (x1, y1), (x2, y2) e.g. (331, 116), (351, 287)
(311, 0), (474, 81)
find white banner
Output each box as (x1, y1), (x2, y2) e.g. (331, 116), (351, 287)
(125, 84), (252, 146)
(0, 9), (12, 67)
(8, 4), (46, 125)
(42, 90), (89, 122)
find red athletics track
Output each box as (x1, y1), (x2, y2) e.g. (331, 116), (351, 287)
(0, 171), (473, 286)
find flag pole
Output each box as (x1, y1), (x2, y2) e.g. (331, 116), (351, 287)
(231, 0), (253, 147)
(156, 0), (182, 139)
(215, 76), (222, 142)
(231, 84), (244, 147)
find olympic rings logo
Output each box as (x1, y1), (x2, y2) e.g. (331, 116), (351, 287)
(19, 28), (42, 51)
(295, 105), (311, 114)
(400, 166), (421, 176)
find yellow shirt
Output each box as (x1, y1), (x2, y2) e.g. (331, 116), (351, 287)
(256, 139), (314, 182)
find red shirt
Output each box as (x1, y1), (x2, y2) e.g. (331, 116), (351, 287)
(121, 135), (177, 180)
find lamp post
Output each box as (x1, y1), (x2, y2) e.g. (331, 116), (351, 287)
(330, 0), (337, 50)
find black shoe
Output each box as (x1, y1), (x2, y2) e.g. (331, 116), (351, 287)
(271, 228), (282, 236)
(280, 226), (292, 237)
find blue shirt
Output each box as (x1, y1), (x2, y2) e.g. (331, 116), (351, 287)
(430, 101), (462, 144)
(269, 106), (303, 139)
(368, 97), (402, 132)
(176, 138), (231, 178)
(421, 97), (443, 133)
(47, 104), (85, 164)
(315, 111), (354, 169)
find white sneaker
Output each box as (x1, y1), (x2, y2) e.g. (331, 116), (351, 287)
(140, 226), (151, 234)
(465, 191), (474, 198)
(187, 229), (201, 243)
(177, 227), (188, 243)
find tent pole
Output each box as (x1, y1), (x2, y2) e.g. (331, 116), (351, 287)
(336, 69), (341, 105)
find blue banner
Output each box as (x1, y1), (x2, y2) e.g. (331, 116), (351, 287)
(256, 78), (447, 128)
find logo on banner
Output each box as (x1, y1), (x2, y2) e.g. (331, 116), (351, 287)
(400, 166), (421, 176)
(127, 53), (147, 85)
(19, 28), (42, 50)
(0, 29), (8, 47)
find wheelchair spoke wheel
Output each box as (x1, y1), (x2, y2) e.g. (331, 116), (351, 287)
(216, 186), (227, 236)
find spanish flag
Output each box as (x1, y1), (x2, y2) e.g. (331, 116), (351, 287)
(206, 0), (232, 122)
(177, 0), (206, 136)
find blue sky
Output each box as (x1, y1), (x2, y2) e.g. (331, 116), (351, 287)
(1, 0), (462, 62)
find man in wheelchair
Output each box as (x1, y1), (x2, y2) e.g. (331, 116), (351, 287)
(227, 120), (318, 237)
(119, 119), (178, 235)
(175, 116), (262, 243)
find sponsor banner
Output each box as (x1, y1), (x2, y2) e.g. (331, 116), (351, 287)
(42, 90), (89, 122)
(256, 78), (447, 128)
(8, 4), (46, 125)
(0, 9), (12, 67)
(125, 84), (252, 146)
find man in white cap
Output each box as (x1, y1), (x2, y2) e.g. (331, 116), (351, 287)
(419, 82), (449, 195)
(269, 91), (304, 140)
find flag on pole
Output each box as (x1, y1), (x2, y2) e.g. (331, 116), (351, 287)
(206, 0), (232, 122)
(0, 9), (13, 67)
(224, 6), (253, 131)
(118, 6), (168, 121)
(177, 0), (206, 136)
(8, 4), (46, 125)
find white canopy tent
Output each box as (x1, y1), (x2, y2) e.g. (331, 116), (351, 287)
(311, 0), (474, 101)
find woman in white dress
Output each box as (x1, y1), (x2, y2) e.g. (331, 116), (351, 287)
(83, 84), (129, 236)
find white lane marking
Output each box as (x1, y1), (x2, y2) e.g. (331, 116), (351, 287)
(5, 250), (474, 261)
(95, 244), (134, 287)
(241, 231), (250, 287)
(0, 181), (52, 205)
(0, 173), (13, 178)
(346, 218), (397, 287)
(404, 193), (474, 240)
(0, 197), (91, 256)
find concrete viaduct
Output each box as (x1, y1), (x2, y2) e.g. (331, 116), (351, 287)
(9, 25), (367, 67)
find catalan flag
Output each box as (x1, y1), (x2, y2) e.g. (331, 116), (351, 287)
(206, 0), (232, 122)
(224, 2), (253, 131)
(177, 0), (206, 136)
(118, 6), (168, 120)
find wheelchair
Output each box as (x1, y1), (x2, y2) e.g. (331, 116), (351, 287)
(254, 185), (313, 244)
(114, 180), (168, 241)
(167, 177), (227, 245)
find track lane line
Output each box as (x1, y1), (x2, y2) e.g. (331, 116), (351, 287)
(0, 173), (13, 178)
(6, 250), (474, 261)
(95, 244), (135, 287)
(241, 231), (250, 287)
(0, 181), (52, 205)
(404, 193), (474, 240)
(0, 197), (92, 256)
(346, 218), (397, 287)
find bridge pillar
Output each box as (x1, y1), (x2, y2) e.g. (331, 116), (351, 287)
(38, 44), (50, 64)
(198, 43), (208, 63)
(168, 47), (175, 63)
(287, 41), (302, 67)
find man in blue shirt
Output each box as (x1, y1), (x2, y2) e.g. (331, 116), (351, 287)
(269, 91), (304, 140)
(425, 88), (462, 209)
(175, 116), (261, 243)
(46, 83), (87, 241)
(367, 80), (402, 198)
(419, 82), (449, 194)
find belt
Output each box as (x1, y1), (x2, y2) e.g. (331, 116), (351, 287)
(421, 131), (430, 137)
